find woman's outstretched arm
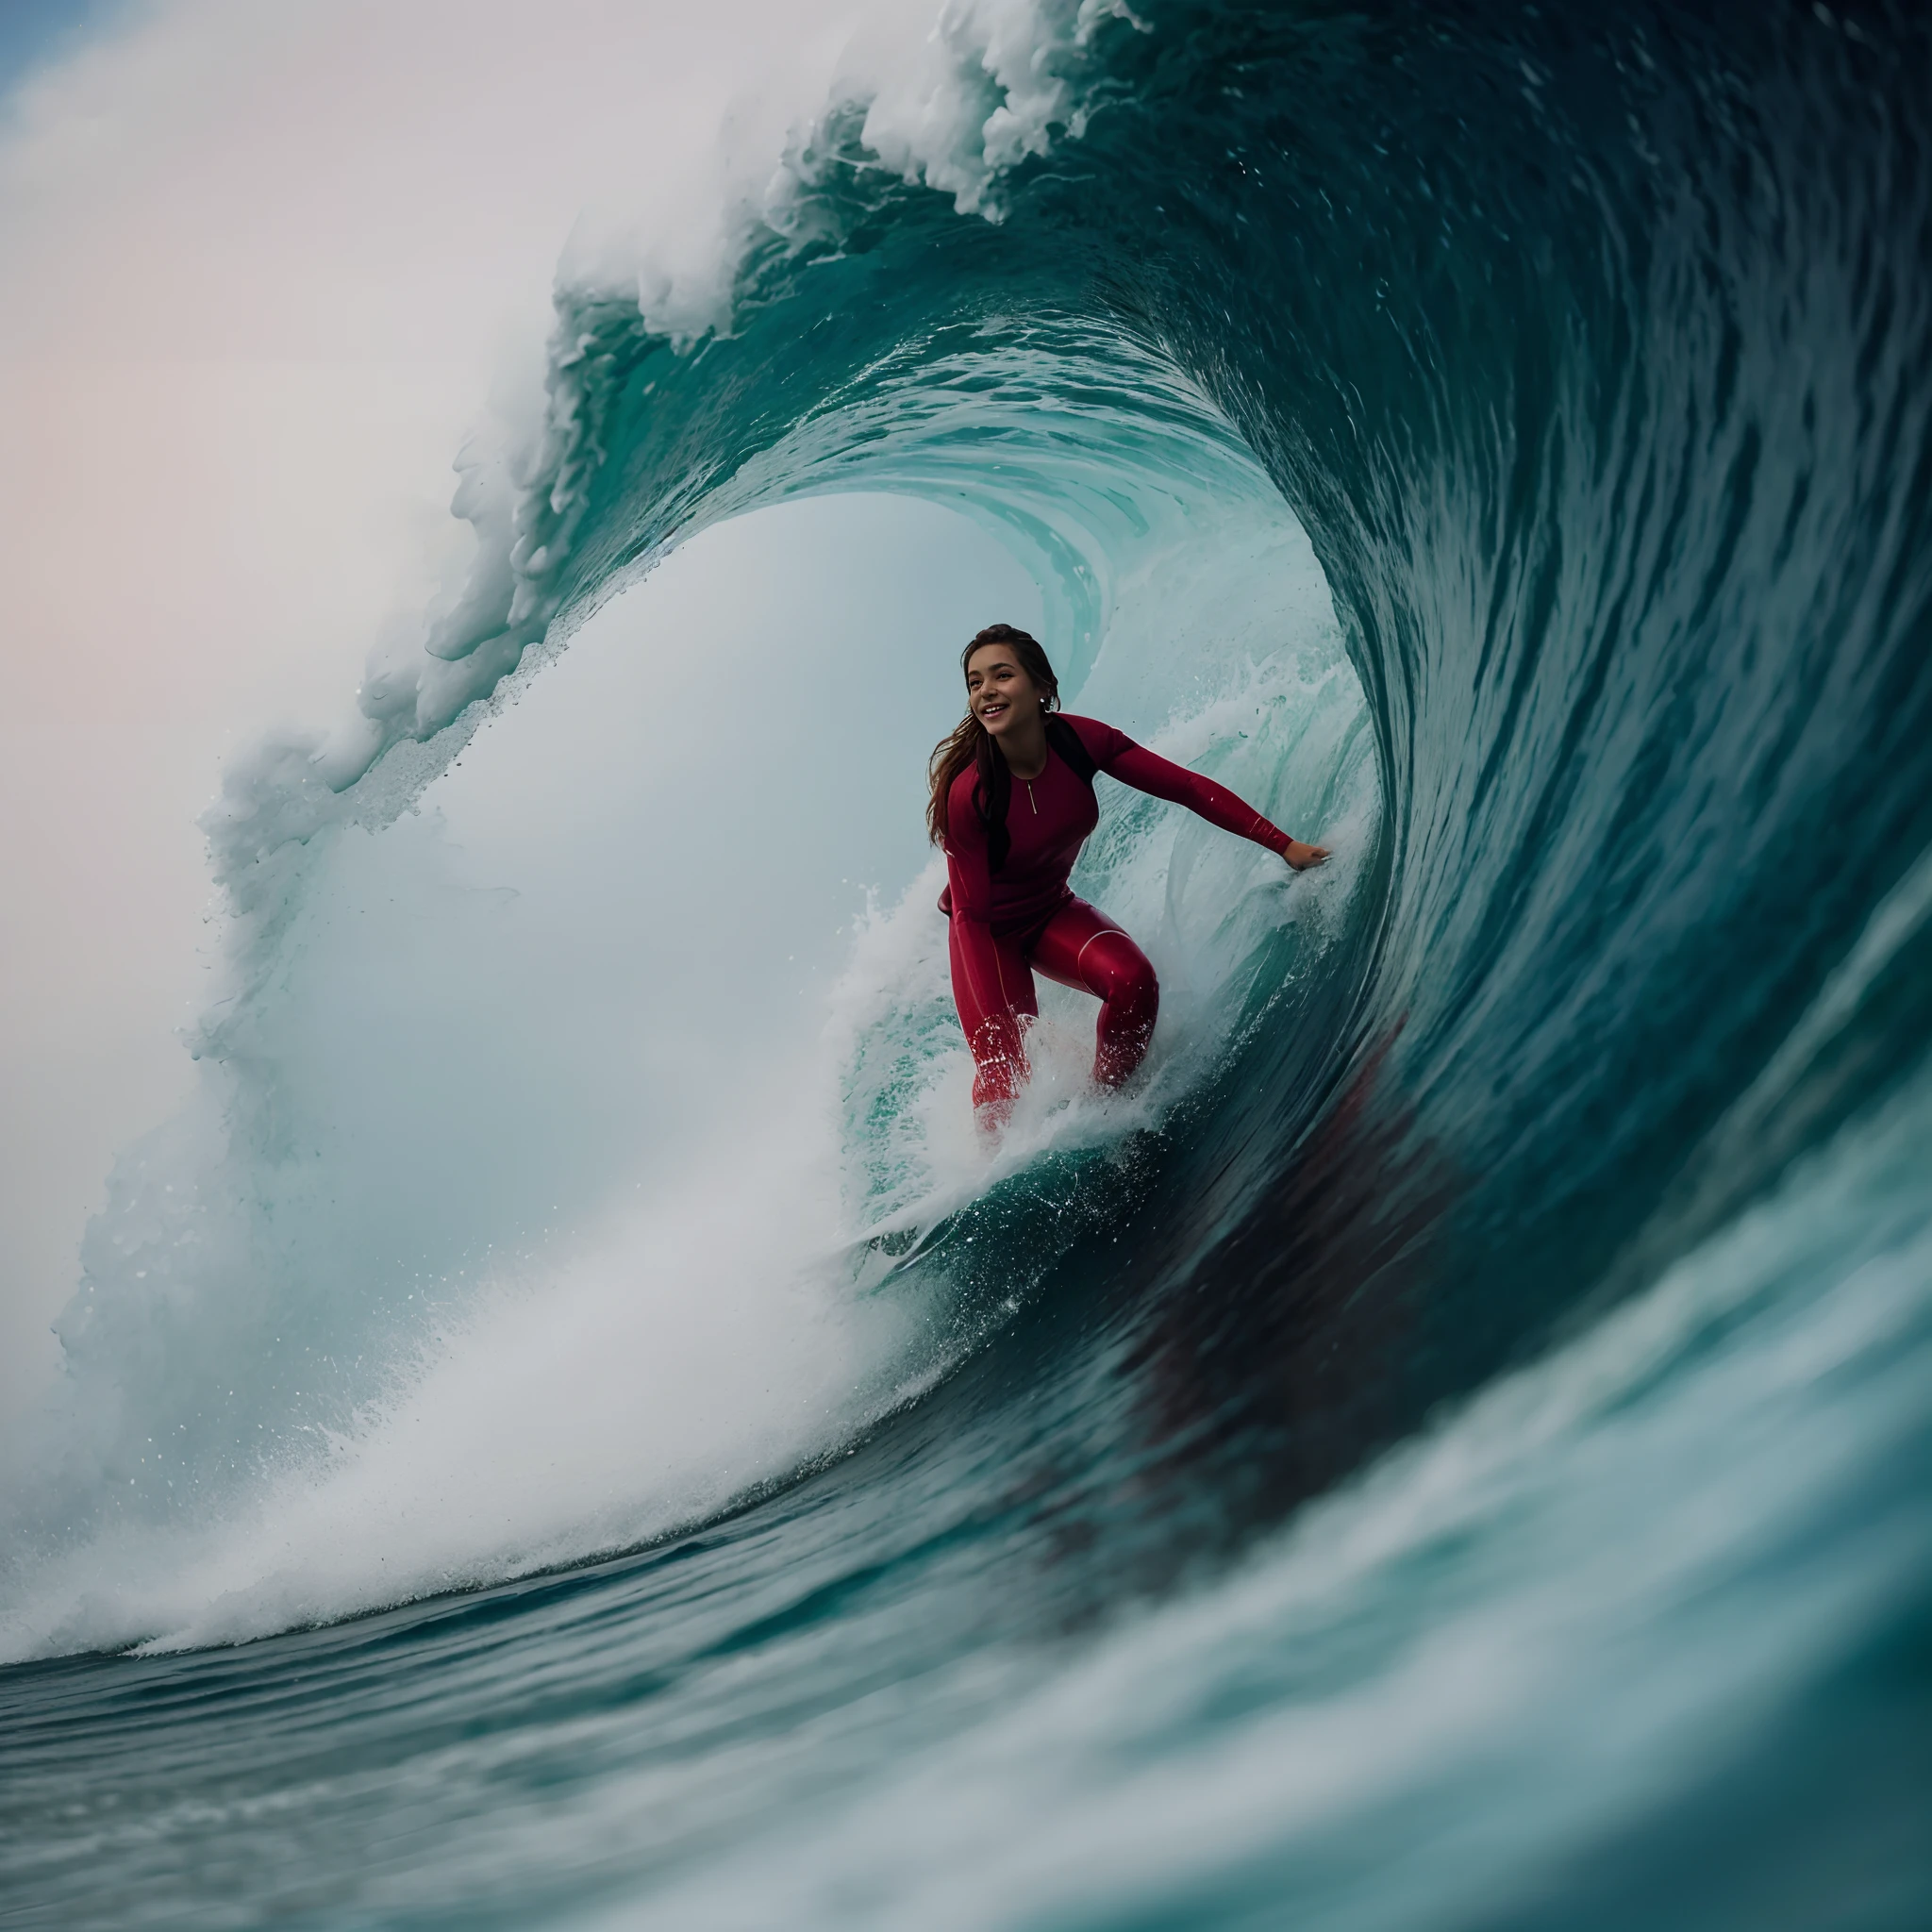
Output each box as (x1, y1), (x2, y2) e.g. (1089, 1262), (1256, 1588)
(1066, 716), (1330, 870)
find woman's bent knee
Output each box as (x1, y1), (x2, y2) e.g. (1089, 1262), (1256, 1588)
(1088, 934), (1158, 1011)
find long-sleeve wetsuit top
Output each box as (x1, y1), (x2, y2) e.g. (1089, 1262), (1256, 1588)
(941, 713), (1291, 941)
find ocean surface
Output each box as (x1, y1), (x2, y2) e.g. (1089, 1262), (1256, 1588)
(5, 1), (1931, 1925)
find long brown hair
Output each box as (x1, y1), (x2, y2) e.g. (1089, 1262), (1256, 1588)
(926, 625), (1062, 848)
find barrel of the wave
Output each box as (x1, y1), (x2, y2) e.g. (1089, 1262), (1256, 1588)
(926, 625), (1329, 1131)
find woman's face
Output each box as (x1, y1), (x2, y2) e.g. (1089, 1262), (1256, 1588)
(965, 644), (1046, 741)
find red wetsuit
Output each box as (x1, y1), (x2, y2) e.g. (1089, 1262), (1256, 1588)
(942, 713), (1291, 1120)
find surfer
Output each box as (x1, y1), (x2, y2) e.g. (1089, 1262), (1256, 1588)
(929, 624), (1329, 1128)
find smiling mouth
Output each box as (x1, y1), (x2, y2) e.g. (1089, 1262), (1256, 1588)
(979, 701), (1009, 720)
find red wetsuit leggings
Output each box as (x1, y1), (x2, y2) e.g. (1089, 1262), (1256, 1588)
(948, 895), (1158, 1119)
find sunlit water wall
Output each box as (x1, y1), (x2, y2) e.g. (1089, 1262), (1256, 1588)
(4, 0), (1930, 1926)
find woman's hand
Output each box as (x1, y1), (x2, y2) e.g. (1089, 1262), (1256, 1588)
(1283, 839), (1330, 871)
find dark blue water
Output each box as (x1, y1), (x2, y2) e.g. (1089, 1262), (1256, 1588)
(5, 1), (1930, 1924)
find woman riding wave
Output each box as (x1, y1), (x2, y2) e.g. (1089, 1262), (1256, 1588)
(929, 624), (1329, 1129)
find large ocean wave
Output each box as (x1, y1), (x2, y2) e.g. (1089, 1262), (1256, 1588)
(4, 1), (1929, 1925)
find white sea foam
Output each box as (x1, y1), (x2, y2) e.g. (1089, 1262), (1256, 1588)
(5, 1104), (918, 1660)
(2, 441), (1370, 1659)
